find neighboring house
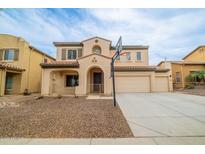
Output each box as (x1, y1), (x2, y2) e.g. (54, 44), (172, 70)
(0, 34), (55, 96)
(40, 36), (173, 96)
(158, 45), (205, 89)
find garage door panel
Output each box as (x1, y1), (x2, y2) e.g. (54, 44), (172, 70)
(116, 76), (150, 93)
(155, 77), (169, 92)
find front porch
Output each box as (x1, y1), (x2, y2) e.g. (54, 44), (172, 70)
(0, 63), (25, 96)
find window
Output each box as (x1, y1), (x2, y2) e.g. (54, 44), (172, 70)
(0, 49), (19, 61)
(67, 50), (77, 59)
(176, 72), (181, 83)
(126, 52), (131, 60)
(66, 75), (79, 87)
(4, 49), (15, 60)
(136, 52), (141, 61)
(92, 46), (101, 54)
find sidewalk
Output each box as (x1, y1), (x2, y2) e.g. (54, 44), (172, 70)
(1, 137), (205, 145)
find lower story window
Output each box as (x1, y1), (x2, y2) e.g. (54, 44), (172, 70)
(66, 75), (79, 87)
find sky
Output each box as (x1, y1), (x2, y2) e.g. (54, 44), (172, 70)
(0, 8), (205, 65)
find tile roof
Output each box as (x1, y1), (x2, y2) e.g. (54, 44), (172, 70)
(0, 62), (25, 72)
(158, 61), (205, 65)
(40, 60), (79, 68)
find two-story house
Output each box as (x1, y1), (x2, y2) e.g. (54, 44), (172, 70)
(40, 36), (172, 96)
(158, 45), (205, 89)
(0, 34), (55, 96)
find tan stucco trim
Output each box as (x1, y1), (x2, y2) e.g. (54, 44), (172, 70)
(77, 53), (111, 60)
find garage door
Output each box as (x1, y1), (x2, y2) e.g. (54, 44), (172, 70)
(155, 77), (169, 92)
(116, 76), (150, 93)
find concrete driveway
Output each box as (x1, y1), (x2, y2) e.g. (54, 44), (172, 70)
(117, 93), (205, 138)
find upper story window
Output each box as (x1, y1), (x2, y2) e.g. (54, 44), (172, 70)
(92, 46), (101, 54)
(126, 52), (131, 60)
(136, 52), (142, 61)
(67, 50), (77, 60)
(61, 48), (82, 60)
(0, 49), (19, 61)
(4, 49), (14, 60)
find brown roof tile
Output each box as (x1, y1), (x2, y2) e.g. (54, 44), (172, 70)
(0, 62), (25, 72)
(40, 60), (79, 68)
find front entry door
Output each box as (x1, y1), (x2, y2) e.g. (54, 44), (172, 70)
(93, 72), (102, 93)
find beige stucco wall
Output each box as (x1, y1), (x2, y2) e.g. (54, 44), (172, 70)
(76, 54), (112, 96)
(41, 37), (171, 95)
(41, 54), (112, 96)
(82, 38), (111, 57)
(114, 49), (149, 66)
(0, 34), (54, 95)
(184, 47), (205, 61)
(159, 61), (205, 89)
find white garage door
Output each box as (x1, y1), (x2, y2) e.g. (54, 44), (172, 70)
(155, 77), (169, 92)
(116, 76), (151, 93)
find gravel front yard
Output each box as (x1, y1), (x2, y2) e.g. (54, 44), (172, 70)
(0, 96), (133, 138)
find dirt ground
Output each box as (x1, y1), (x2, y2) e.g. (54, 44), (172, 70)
(0, 95), (133, 138)
(175, 85), (205, 96)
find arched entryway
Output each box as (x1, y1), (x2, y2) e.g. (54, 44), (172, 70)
(87, 66), (104, 94)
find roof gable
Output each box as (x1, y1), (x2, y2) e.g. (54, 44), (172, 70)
(183, 45), (205, 60)
(81, 36), (111, 43)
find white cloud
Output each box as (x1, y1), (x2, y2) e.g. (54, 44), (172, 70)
(0, 9), (205, 64)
